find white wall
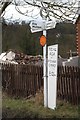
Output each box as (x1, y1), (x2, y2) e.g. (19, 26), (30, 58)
(58, 56), (80, 67)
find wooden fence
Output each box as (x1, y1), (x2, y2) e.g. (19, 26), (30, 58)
(2, 63), (80, 105)
(57, 66), (80, 105)
(2, 64), (43, 98)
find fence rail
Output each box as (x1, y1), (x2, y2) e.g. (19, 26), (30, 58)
(2, 63), (80, 105)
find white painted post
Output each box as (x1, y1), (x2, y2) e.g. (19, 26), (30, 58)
(43, 30), (48, 107)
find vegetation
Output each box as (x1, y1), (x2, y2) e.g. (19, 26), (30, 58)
(2, 21), (79, 119)
(2, 22), (76, 57)
(2, 92), (79, 118)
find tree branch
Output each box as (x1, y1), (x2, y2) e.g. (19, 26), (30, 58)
(0, 2), (11, 16)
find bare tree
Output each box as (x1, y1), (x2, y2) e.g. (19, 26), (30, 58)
(0, 0), (79, 22)
(0, 0), (12, 16)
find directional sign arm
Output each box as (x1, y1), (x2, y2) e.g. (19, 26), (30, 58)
(29, 20), (56, 33)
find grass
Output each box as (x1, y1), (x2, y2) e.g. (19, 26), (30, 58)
(2, 92), (79, 118)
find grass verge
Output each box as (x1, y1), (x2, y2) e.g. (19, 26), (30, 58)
(2, 92), (79, 118)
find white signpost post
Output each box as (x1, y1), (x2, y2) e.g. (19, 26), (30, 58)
(48, 44), (58, 110)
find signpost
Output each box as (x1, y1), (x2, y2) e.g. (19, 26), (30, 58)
(30, 19), (57, 108)
(48, 44), (58, 110)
